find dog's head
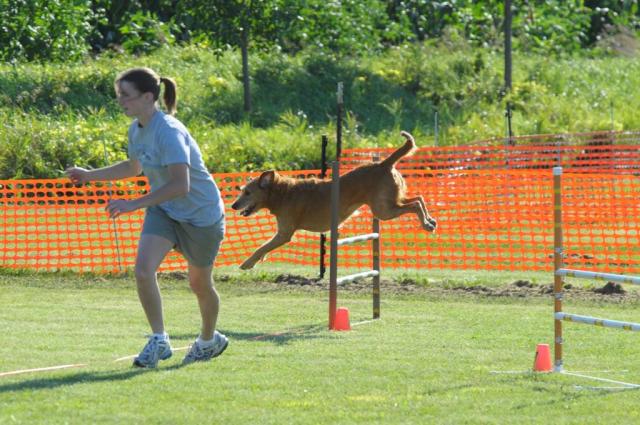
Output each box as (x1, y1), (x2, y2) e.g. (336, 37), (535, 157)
(231, 170), (276, 217)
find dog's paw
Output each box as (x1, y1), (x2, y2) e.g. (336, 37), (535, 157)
(424, 217), (437, 232)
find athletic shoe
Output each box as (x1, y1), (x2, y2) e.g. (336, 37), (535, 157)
(182, 331), (229, 365)
(133, 334), (173, 368)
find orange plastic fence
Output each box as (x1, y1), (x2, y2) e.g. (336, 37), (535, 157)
(1, 132), (640, 274)
(0, 171), (319, 273)
(343, 130), (640, 172)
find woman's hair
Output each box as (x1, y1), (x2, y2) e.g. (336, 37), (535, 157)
(115, 67), (177, 115)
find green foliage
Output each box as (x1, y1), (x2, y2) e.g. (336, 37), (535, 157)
(276, 0), (393, 54)
(88, 0), (182, 53)
(0, 109), (127, 179)
(0, 0), (95, 62)
(2, 43), (640, 179)
(0, 62), (117, 113)
(513, 1), (592, 54)
(174, 0), (283, 51)
(119, 10), (177, 54)
(4, 1), (640, 62)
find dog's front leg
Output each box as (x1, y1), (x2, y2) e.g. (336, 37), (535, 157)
(240, 230), (294, 270)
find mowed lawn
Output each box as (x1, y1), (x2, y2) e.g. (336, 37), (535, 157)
(2, 272), (640, 424)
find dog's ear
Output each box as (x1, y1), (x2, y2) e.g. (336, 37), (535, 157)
(258, 170), (276, 189)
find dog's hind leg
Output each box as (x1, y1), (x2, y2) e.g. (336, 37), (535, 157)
(372, 197), (436, 232)
(240, 230), (294, 270)
(402, 196), (437, 231)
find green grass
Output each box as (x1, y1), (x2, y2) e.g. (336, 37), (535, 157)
(2, 270), (640, 424)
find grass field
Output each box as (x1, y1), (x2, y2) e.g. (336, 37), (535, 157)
(2, 268), (640, 424)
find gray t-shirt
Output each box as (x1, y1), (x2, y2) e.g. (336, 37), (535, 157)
(127, 111), (224, 227)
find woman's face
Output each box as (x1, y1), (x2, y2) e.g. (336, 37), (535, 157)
(115, 80), (150, 117)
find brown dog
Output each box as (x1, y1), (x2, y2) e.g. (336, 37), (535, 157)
(231, 131), (437, 269)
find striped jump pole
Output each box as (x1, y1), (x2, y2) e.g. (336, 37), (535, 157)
(328, 160), (381, 330)
(553, 166), (640, 381)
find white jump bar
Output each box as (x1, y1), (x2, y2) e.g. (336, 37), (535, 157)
(337, 233), (380, 246)
(556, 268), (640, 285)
(337, 270), (380, 285)
(555, 312), (640, 331)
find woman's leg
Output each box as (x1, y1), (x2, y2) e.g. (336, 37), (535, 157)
(135, 234), (174, 334)
(187, 263), (219, 340)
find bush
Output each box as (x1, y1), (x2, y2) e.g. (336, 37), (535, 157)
(119, 10), (177, 55)
(0, 109), (127, 179)
(0, 0), (96, 62)
(2, 44), (640, 179)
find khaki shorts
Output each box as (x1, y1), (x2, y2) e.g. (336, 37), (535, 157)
(141, 206), (225, 267)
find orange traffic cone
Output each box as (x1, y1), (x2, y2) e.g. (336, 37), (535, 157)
(332, 307), (351, 331)
(533, 343), (552, 372)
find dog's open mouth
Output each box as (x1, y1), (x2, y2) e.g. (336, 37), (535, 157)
(239, 205), (256, 217)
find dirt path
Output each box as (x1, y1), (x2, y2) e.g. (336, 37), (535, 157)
(266, 274), (640, 303)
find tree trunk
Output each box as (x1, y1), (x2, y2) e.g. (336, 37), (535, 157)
(241, 25), (251, 113)
(504, 0), (512, 92)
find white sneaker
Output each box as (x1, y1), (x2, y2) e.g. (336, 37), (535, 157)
(182, 331), (229, 365)
(133, 335), (173, 368)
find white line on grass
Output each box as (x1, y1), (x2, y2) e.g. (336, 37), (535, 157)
(561, 371), (640, 390)
(351, 319), (378, 327)
(0, 363), (88, 378)
(0, 346), (193, 378)
(490, 370), (640, 390)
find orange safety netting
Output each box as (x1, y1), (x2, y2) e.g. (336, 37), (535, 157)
(342, 130), (640, 172)
(1, 132), (640, 274)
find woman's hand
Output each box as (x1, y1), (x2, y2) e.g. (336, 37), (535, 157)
(65, 167), (90, 185)
(106, 199), (138, 219)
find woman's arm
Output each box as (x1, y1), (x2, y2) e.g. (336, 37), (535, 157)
(105, 163), (190, 218)
(66, 159), (142, 184)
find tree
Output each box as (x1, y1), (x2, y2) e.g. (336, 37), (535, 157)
(0, 0), (95, 62)
(176, 0), (290, 113)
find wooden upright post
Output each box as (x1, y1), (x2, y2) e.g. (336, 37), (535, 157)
(553, 166), (564, 372)
(319, 134), (329, 279)
(329, 160), (340, 329)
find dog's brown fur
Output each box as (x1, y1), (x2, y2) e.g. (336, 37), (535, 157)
(231, 131), (437, 269)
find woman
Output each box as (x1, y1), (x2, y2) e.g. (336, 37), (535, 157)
(66, 67), (227, 368)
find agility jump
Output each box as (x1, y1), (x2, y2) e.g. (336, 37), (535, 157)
(326, 82), (380, 330)
(328, 158), (381, 330)
(552, 166), (640, 388)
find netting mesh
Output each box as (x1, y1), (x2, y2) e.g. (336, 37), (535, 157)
(1, 131), (640, 273)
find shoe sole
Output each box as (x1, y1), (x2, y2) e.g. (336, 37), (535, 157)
(182, 339), (229, 365)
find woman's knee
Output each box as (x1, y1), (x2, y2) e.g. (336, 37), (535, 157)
(188, 265), (214, 295)
(189, 278), (212, 296)
(135, 263), (156, 283)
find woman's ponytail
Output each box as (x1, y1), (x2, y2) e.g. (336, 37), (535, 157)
(160, 76), (177, 115)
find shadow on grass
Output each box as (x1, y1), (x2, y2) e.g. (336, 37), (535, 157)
(0, 363), (188, 394)
(168, 324), (329, 346)
(140, 323), (330, 348)
(223, 324), (329, 345)
(491, 373), (631, 404)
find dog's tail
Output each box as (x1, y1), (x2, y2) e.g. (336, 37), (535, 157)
(380, 131), (416, 168)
